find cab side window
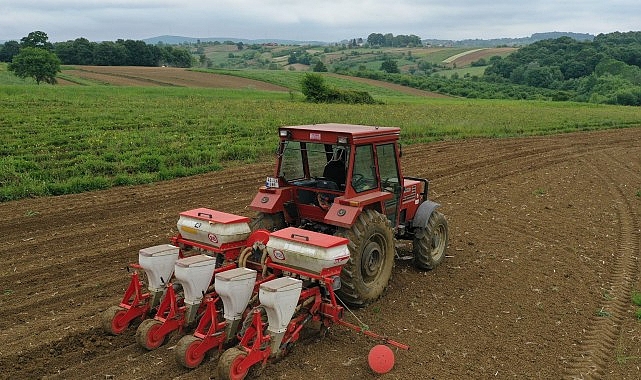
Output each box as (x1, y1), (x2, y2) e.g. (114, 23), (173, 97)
(352, 145), (378, 192)
(376, 143), (400, 193)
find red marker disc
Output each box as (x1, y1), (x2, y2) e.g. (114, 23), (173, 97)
(368, 344), (395, 374)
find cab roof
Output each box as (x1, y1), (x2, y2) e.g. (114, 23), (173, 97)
(279, 123), (400, 144)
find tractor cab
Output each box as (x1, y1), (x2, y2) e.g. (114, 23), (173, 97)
(250, 123), (447, 306)
(250, 124), (426, 234)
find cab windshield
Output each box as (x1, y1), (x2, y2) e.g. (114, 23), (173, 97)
(279, 141), (349, 189)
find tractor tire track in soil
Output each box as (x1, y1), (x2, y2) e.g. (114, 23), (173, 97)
(1, 128), (641, 379)
(563, 152), (641, 379)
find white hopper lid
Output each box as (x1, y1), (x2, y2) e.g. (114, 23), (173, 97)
(260, 276), (302, 292)
(216, 267), (257, 282)
(179, 207), (250, 224)
(176, 254), (217, 268)
(269, 227), (348, 248)
(139, 244), (179, 257)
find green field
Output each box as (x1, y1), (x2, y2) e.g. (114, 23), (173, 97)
(2, 67), (641, 202)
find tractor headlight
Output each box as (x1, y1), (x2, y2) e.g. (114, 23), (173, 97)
(279, 130), (290, 138)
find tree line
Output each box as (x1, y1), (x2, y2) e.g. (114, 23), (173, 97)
(484, 31), (641, 105)
(336, 31), (641, 106)
(0, 31), (192, 67)
(366, 33), (422, 48)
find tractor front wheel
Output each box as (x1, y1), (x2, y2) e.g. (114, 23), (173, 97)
(102, 306), (129, 335)
(336, 209), (395, 307)
(413, 210), (448, 270)
(218, 347), (250, 380)
(175, 335), (206, 369)
(136, 319), (166, 350)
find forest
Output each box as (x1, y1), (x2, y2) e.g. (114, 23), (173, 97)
(483, 31), (641, 105)
(0, 34), (192, 67)
(343, 31), (641, 105)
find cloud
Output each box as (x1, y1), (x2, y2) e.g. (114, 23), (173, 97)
(1, 0), (640, 42)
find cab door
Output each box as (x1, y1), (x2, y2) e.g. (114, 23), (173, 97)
(375, 143), (402, 226)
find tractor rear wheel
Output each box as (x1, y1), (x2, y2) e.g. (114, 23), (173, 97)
(102, 306), (129, 335)
(250, 212), (285, 232)
(136, 319), (166, 350)
(413, 210), (448, 270)
(218, 346), (249, 380)
(175, 335), (205, 369)
(336, 209), (395, 307)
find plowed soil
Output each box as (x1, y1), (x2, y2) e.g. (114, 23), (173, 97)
(59, 66), (447, 97)
(63, 66), (289, 90)
(2, 128), (641, 380)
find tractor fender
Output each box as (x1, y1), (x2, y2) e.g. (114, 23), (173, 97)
(249, 187), (293, 214)
(411, 200), (441, 230)
(324, 202), (362, 228)
(324, 191), (393, 229)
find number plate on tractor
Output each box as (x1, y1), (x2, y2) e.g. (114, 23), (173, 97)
(265, 177), (279, 188)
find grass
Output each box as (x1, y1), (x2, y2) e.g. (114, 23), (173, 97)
(1, 65), (641, 202)
(0, 63), (36, 85)
(193, 68), (424, 99)
(422, 48), (471, 64)
(595, 307), (611, 317)
(532, 188), (547, 197)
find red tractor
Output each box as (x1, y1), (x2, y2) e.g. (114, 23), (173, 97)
(249, 123), (448, 306)
(102, 123), (447, 377)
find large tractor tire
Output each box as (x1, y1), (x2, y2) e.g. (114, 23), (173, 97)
(336, 209), (395, 307)
(249, 212), (285, 232)
(413, 210), (448, 270)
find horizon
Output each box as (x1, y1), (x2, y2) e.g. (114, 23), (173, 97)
(1, 30), (605, 45)
(2, 1), (640, 43)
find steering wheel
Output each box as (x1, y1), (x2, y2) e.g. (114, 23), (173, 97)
(351, 173), (366, 189)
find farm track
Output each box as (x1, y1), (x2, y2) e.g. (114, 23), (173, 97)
(2, 127), (641, 379)
(446, 47), (517, 67)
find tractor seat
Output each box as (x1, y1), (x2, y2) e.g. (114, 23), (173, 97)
(322, 160), (346, 188)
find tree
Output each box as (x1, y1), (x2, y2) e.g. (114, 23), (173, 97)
(381, 59), (399, 73)
(0, 40), (20, 62)
(367, 33), (385, 47)
(71, 38), (94, 65)
(8, 47), (61, 84)
(301, 72), (377, 104)
(301, 73), (327, 102)
(21, 31), (53, 50)
(93, 41), (127, 65)
(313, 60), (328, 72)
(121, 39), (157, 66)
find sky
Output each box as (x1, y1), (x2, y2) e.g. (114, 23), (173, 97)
(1, 0), (640, 43)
